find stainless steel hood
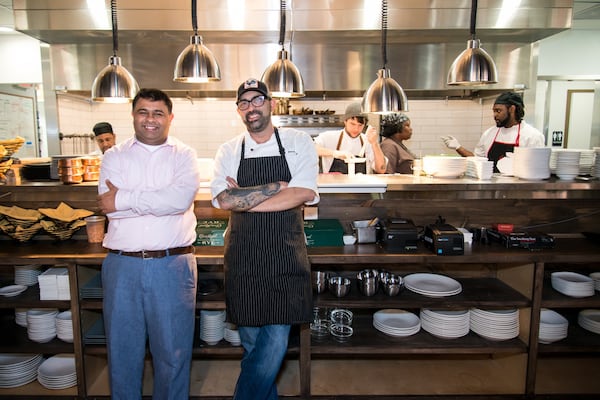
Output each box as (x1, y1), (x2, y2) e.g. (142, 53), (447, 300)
(12, 0), (574, 98)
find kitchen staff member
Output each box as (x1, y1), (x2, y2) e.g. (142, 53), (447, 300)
(441, 92), (545, 172)
(314, 102), (387, 174)
(92, 121), (116, 155)
(380, 112), (417, 174)
(211, 78), (319, 400)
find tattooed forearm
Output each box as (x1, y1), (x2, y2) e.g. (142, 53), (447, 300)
(218, 182), (282, 211)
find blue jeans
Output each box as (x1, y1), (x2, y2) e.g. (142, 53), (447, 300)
(102, 252), (197, 400)
(234, 324), (291, 400)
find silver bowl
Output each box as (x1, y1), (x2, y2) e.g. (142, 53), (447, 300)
(328, 276), (351, 297)
(383, 274), (404, 296)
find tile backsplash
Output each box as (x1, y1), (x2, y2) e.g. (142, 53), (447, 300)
(57, 95), (493, 159)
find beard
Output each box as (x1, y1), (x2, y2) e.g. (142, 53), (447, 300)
(495, 115), (510, 128)
(243, 110), (270, 133)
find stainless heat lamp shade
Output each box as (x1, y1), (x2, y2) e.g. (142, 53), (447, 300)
(174, 34), (221, 82)
(173, 0), (221, 82)
(91, 0), (139, 103)
(447, 0), (498, 85)
(262, 49), (305, 98)
(361, 0), (408, 114)
(261, 0), (305, 98)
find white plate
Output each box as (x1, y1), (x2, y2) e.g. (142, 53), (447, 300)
(404, 273), (462, 297)
(0, 285), (27, 297)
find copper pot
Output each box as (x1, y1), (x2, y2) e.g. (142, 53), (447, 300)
(58, 158), (83, 168)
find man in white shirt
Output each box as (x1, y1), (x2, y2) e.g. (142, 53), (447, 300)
(314, 102), (387, 174)
(441, 92), (545, 172)
(97, 88), (201, 399)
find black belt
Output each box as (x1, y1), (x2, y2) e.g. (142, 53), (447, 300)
(108, 245), (195, 259)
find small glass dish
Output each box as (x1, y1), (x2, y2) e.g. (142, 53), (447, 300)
(329, 323), (353, 342)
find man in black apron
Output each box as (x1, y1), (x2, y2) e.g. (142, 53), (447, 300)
(441, 92), (545, 172)
(211, 78), (319, 400)
(314, 102), (388, 174)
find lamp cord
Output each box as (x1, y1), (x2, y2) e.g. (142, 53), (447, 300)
(191, 0), (198, 35)
(381, 0), (388, 69)
(110, 0), (118, 56)
(279, 0), (286, 49)
(470, 0), (478, 38)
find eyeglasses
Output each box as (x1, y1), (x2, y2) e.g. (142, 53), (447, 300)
(236, 95), (269, 111)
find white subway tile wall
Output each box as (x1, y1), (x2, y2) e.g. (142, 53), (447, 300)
(57, 96), (491, 159)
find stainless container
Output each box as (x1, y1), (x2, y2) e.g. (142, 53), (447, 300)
(352, 220), (378, 243)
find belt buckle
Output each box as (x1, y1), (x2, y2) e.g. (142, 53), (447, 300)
(141, 250), (154, 259)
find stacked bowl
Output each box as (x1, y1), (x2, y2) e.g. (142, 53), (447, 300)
(513, 147), (551, 180)
(538, 308), (569, 344)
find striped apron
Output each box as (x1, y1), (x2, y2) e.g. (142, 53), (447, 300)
(224, 129), (312, 326)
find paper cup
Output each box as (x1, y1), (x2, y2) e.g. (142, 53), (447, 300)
(85, 216), (106, 243)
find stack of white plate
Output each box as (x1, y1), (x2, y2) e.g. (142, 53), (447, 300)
(224, 322), (241, 346)
(0, 284), (27, 297)
(0, 353), (43, 388)
(37, 354), (77, 389)
(578, 149), (595, 175)
(589, 272), (600, 291)
(538, 308), (569, 344)
(592, 147), (600, 177)
(14, 264), (43, 286)
(55, 311), (73, 343)
(465, 157), (494, 180)
(550, 271), (595, 298)
(513, 147), (551, 180)
(373, 308), (421, 337)
(422, 156), (467, 178)
(420, 309), (470, 339)
(551, 149), (581, 180)
(199, 310), (225, 345)
(372, 309), (421, 337)
(26, 309), (58, 343)
(15, 308), (28, 327)
(470, 308), (520, 341)
(404, 273), (462, 297)
(577, 309), (600, 334)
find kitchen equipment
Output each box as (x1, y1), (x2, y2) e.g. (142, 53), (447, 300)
(351, 219), (379, 243)
(382, 274), (404, 296)
(345, 157), (367, 176)
(357, 269), (379, 296)
(312, 271), (329, 294)
(381, 218), (419, 253)
(423, 222), (464, 255)
(328, 276), (350, 297)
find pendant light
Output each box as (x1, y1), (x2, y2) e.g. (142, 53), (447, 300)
(447, 0), (498, 85)
(174, 0), (221, 82)
(261, 0), (305, 98)
(362, 0), (407, 114)
(91, 0), (139, 103)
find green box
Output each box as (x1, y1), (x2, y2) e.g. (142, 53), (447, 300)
(303, 219), (344, 247)
(195, 219), (228, 246)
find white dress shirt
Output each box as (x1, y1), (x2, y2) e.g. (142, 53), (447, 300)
(99, 136), (201, 251)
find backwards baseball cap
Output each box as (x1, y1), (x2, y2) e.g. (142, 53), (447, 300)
(237, 78), (270, 101)
(494, 92), (524, 108)
(93, 122), (113, 136)
(344, 102), (366, 121)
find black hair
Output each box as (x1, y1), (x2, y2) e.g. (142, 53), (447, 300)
(132, 88), (173, 114)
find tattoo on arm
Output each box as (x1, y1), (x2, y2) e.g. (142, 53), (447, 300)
(218, 182), (281, 211)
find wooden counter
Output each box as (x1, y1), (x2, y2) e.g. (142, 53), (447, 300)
(1, 178), (600, 399)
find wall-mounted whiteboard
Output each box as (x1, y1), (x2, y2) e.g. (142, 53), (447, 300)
(0, 91), (37, 157)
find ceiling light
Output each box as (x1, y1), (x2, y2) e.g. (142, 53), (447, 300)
(261, 0), (305, 98)
(91, 0), (138, 103)
(447, 0), (498, 86)
(174, 0), (221, 83)
(362, 0), (408, 114)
